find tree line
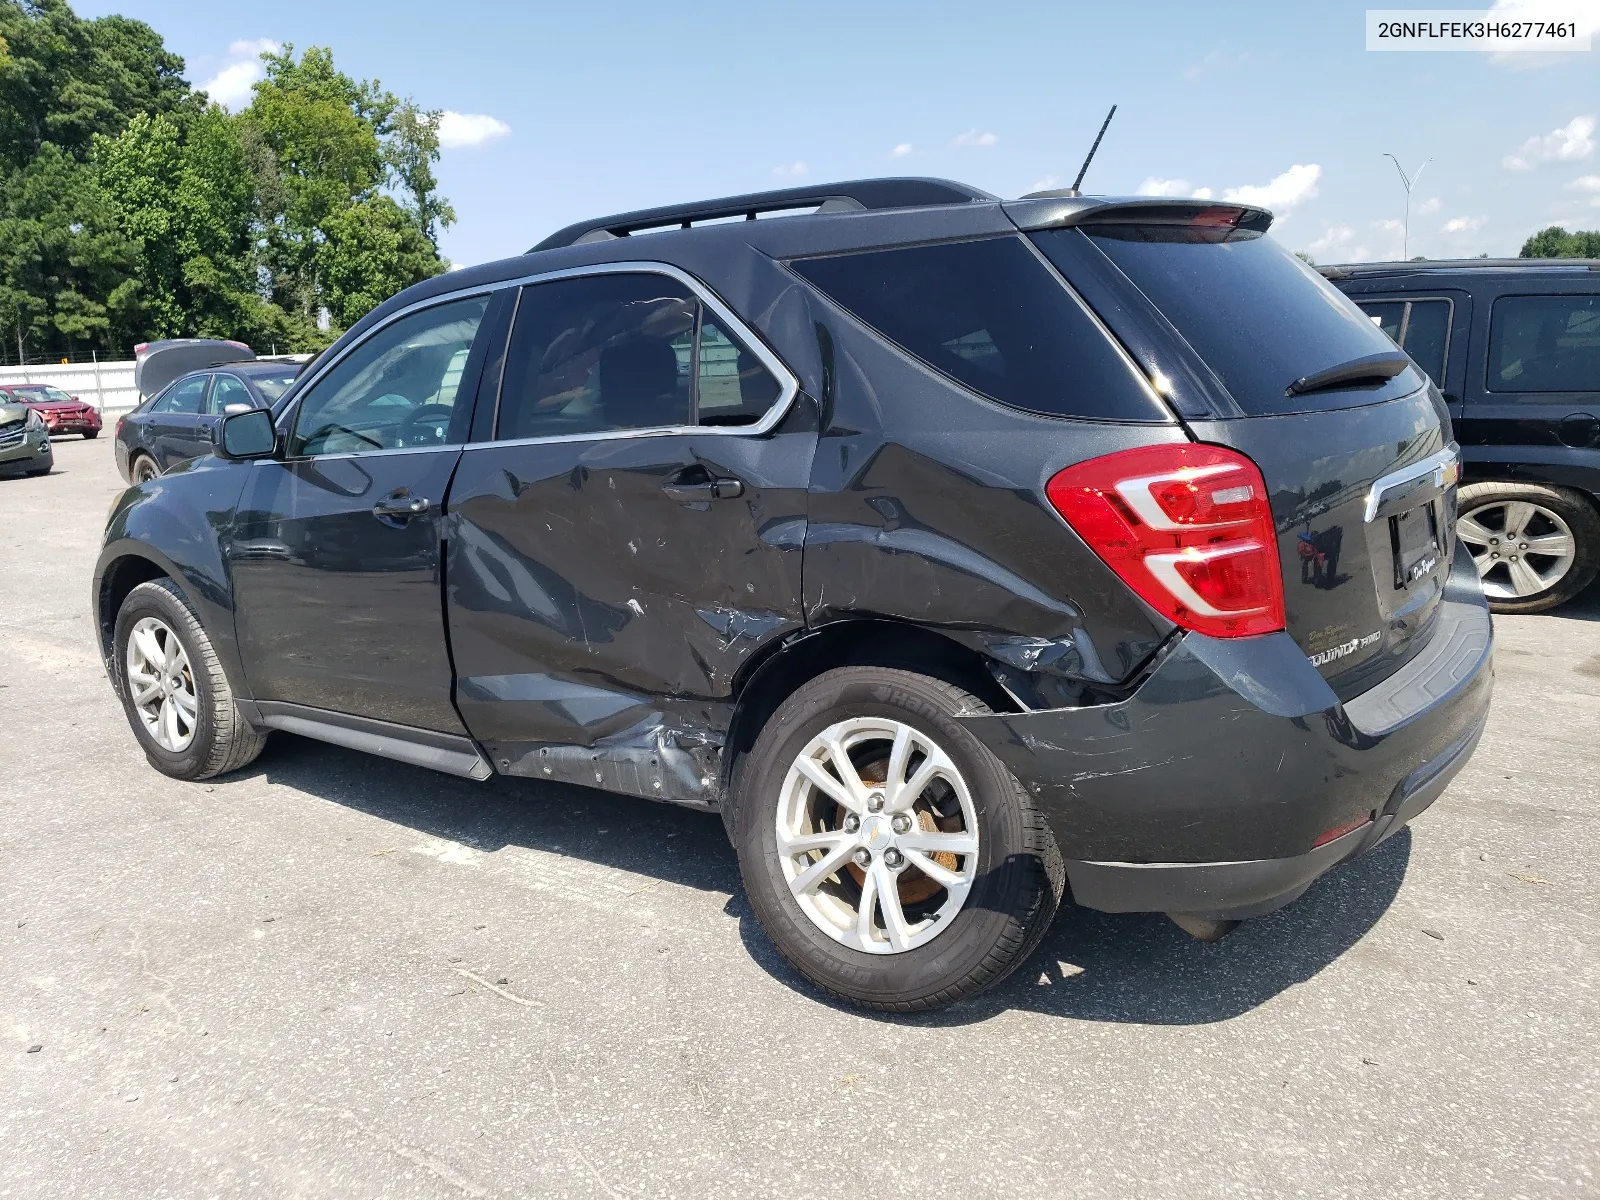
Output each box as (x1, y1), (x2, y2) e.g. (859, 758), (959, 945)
(1521, 227), (1600, 258)
(0, 0), (452, 365)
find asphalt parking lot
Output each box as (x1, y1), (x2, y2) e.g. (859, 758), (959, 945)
(1, 435), (1596, 1199)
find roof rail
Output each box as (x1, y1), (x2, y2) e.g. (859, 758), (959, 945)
(1318, 257), (1600, 279)
(530, 177), (997, 252)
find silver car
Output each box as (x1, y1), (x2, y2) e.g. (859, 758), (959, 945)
(0, 398), (52, 478)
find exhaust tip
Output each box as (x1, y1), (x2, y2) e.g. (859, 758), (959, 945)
(1167, 913), (1241, 942)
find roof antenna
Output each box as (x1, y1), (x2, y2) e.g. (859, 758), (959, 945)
(1068, 105), (1118, 197)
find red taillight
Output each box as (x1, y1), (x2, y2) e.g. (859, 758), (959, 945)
(116, 416), (126, 437)
(1045, 443), (1285, 639)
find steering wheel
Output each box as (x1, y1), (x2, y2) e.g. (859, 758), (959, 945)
(398, 404), (457, 446)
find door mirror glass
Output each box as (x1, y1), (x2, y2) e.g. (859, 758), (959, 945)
(216, 409), (277, 459)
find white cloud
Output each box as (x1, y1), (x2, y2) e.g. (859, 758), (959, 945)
(1416, 196), (1442, 215)
(1307, 224), (1356, 258)
(1221, 163), (1321, 215)
(771, 161), (808, 179)
(1442, 215), (1487, 234)
(1487, 0), (1600, 66)
(438, 112), (511, 150)
(1135, 177), (1214, 199)
(953, 129), (999, 148)
(1566, 174), (1600, 205)
(1028, 174), (1062, 194)
(889, 143), (913, 159)
(1502, 114), (1596, 170)
(199, 38), (279, 110)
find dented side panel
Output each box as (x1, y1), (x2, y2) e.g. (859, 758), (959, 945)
(800, 307), (1182, 697)
(443, 406), (818, 804)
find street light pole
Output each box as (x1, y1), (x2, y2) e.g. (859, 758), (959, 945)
(1383, 154), (1430, 260)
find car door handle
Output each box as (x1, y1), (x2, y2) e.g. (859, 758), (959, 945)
(661, 472), (744, 502)
(372, 495), (431, 520)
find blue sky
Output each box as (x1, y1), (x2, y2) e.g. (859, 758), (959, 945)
(79, 0), (1600, 267)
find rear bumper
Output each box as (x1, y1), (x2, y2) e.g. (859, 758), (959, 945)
(958, 544), (1493, 919)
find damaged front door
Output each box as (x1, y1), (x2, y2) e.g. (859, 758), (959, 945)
(443, 268), (815, 805)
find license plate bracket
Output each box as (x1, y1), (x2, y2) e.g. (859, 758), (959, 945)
(1390, 502), (1441, 590)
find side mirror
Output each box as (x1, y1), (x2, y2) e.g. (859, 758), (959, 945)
(214, 408), (277, 460)
(222, 402), (253, 415)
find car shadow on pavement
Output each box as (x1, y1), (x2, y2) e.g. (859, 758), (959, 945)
(248, 730), (1410, 1028)
(731, 830), (1412, 1027)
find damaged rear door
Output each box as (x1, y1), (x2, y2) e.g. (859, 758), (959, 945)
(444, 267), (814, 805)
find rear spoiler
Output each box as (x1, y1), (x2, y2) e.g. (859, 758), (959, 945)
(133, 339), (255, 400)
(1003, 196), (1274, 235)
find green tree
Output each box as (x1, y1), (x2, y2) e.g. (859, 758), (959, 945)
(0, 142), (140, 359)
(0, 5), (454, 361)
(319, 195), (441, 328)
(0, 0), (191, 173)
(1520, 226), (1600, 258)
(239, 44), (448, 334)
(95, 107), (268, 341)
(385, 100), (454, 246)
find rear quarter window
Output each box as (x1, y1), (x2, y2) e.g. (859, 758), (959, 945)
(1488, 294), (1600, 393)
(789, 235), (1168, 422)
(1040, 224), (1412, 415)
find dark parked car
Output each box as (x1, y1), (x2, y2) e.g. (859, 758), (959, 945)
(0, 383), (102, 439)
(0, 395), (52, 477)
(1324, 258), (1600, 612)
(114, 361), (299, 483)
(92, 179), (1493, 1011)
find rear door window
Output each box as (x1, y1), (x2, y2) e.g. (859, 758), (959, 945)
(1357, 298), (1452, 387)
(790, 235), (1166, 421)
(210, 374), (254, 411)
(152, 375), (208, 414)
(1488, 294), (1600, 393)
(1041, 224), (1412, 414)
(494, 272), (784, 440)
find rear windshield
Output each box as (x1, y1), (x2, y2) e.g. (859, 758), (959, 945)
(790, 235), (1168, 422)
(1041, 225), (1410, 415)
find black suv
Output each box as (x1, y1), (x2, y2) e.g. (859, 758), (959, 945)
(94, 179), (1493, 1011)
(1324, 259), (1600, 612)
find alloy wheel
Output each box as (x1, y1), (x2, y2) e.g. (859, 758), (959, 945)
(133, 457), (158, 483)
(775, 717), (979, 954)
(1457, 501), (1577, 600)
(126, 617), (198, 752)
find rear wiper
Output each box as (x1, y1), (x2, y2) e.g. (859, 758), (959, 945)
(1285, 352), (1412, 398)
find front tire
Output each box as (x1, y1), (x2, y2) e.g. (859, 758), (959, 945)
(1457, 481), (1600, 613)
(733, 667), (1063, 1012)
(113, 578), (267, 780)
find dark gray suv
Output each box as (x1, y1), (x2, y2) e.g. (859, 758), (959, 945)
(93, 179), (1493, 1011)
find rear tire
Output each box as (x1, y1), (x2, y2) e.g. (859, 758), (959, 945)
(732, 667), (1064, 1012)
(83, 430), (98, 440)
(1457, 481), (1600, 613)
(130, 454), (159, 484)
(113, 578), (267, 780)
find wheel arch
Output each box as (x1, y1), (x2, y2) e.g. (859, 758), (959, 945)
(719, 618), (1019, 803)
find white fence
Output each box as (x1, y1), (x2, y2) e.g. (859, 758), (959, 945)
(0, 360), (139, 414)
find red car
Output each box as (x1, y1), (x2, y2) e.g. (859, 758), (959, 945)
(0, 384), (103, 438)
